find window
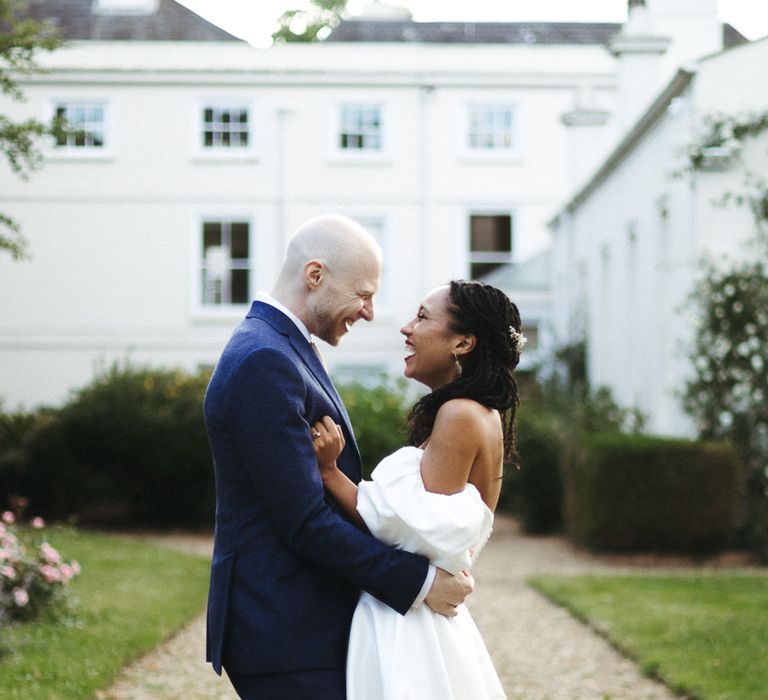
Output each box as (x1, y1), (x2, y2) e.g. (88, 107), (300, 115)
(201, 220), (251, 306)
(339, 104), (382, 151)
(353, 216), (389, 313)
(202, 106), (250, 149)
(54, 102), (107, 149)
(521, 324), (539, 351)
(468, 105), (514, 151)
(468, 214), (513, 280)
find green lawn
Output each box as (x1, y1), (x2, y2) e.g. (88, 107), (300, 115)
(530, 574), (768, 700)
(0, 528), (211, 699)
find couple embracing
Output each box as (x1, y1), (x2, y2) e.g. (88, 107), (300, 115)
(204, 214), (524, 699)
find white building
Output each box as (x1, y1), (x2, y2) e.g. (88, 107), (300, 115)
(551, 1), (767, 435)
(0, 0), (746, 408)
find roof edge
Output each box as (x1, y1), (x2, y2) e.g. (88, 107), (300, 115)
(550, 67), (695, 228)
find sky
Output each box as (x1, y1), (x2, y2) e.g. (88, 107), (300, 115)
(175, 0), (768, 47)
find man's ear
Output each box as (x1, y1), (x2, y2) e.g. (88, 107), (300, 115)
(455, 334), (476, 357)
(304, 260), (324, 289)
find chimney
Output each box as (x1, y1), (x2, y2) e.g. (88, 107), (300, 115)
(561, 89), (612, 190)
(645, 0), (722, 71)
(609, 1), (723, 132)
(609, 0), (672, 131)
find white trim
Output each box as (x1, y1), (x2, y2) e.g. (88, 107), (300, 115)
(340, 210), (392, 320)
(192, 97), (258, 161)
(461, 102), (519, 161)
(328, 100), (390, 163)
(190, 209), (256, 321)
(45, 97), (113, 159)
(465, 208), (517, 279)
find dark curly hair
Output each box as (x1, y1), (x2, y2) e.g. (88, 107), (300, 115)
(406, 280), (522, 463)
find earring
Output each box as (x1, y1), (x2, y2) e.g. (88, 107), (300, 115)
(452, 352), (463, 379)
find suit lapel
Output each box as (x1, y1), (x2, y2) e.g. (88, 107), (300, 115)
(248, 302), (361, 466)
(288, 334), (361, 465)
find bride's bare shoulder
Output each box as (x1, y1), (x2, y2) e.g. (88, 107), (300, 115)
(434, 398), (497, 432)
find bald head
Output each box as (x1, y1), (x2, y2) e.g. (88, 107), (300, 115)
(272, 214), (383, 345)
(278, 214), (382, 283)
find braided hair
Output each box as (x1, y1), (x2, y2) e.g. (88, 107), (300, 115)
(406, 280), (522, 464)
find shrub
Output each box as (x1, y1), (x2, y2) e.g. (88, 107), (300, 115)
(6, 362), (214, 528)
(562, 433), (743, 552)
(337, 376), (412, 477)
(682, 255), (768, 559)
(498, 404), (563, 532)
(0, 407), (55, 503)
(499, 352), (646, 533)
(0, 511), (80, 624)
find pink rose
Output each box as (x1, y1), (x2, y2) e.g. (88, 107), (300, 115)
(60, 564), (74, 582)
(1, 511), (15, 525)
(41, 542), (61, 564)
(13, 587), (29, 607)
(38, 564), (62, 583)
(31, 516), (45, 529)
(1, 565), (15, 579)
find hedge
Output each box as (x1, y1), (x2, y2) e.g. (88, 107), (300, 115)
(337, 377), (412, 478)
(562, 433), (743, 552)
(0, 364), (214, 528)
(0, 368), (413, 528)
(498, 404), (563, 532)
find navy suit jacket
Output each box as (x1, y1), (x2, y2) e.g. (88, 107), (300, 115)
(204, 301), (429, 675)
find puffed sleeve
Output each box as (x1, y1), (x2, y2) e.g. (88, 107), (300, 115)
(357, 447), (493, 575)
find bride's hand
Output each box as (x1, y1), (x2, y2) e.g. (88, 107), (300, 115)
(311, 416), (345, 475)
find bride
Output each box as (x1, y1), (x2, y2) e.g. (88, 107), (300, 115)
(311, 280), (524, 700)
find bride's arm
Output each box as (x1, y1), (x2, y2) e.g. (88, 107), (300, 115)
(312, 417), (370, 532)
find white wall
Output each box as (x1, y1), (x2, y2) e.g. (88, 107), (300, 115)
(551, 37), (768, 436)
(0, 38), (619, 407)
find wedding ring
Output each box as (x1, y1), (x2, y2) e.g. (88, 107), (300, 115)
(312, 431), (321, 439)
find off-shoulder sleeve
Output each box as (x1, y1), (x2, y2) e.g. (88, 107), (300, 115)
(357, 447), (493, 575)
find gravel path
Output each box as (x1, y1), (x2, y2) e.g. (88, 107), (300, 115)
(100, 516), (759, 699)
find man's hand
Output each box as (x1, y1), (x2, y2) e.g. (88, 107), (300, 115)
(424, 568), (474, 617)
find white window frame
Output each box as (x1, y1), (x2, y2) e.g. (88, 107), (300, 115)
(48, 99), (112, 158)
(463, 103), (518, 159)
(194, 99), (256, 160)
(191, 213), (255, 318)
(467, 210), (515, 281)
(345, 213), (391, 318)
(331, 102), (389, 161)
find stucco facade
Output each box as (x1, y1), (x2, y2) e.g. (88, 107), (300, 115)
(1, 31), (622, 407)
(551, 36), (768, 435)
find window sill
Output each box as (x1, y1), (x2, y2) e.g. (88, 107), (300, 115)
(326, 153), (393, 167)
(457, 152), (523, 166)
(45, 150), (114, 163)
(191, 152), (260, 164)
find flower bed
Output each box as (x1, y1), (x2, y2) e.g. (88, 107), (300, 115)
(0, 510), (80, 622)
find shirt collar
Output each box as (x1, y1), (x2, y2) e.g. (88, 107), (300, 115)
(254, 291), (312, 343)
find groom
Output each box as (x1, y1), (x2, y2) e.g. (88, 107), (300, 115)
(204, 214), (474, 699)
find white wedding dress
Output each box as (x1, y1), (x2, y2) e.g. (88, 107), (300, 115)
(347, 446), (506, 700)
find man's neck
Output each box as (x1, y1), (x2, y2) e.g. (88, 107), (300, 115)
(268, 288), (313, 337)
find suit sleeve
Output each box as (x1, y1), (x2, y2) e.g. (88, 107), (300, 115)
(226, 347), (429, 615)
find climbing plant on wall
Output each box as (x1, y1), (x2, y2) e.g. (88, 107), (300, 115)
(682, 111), (768, 558)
